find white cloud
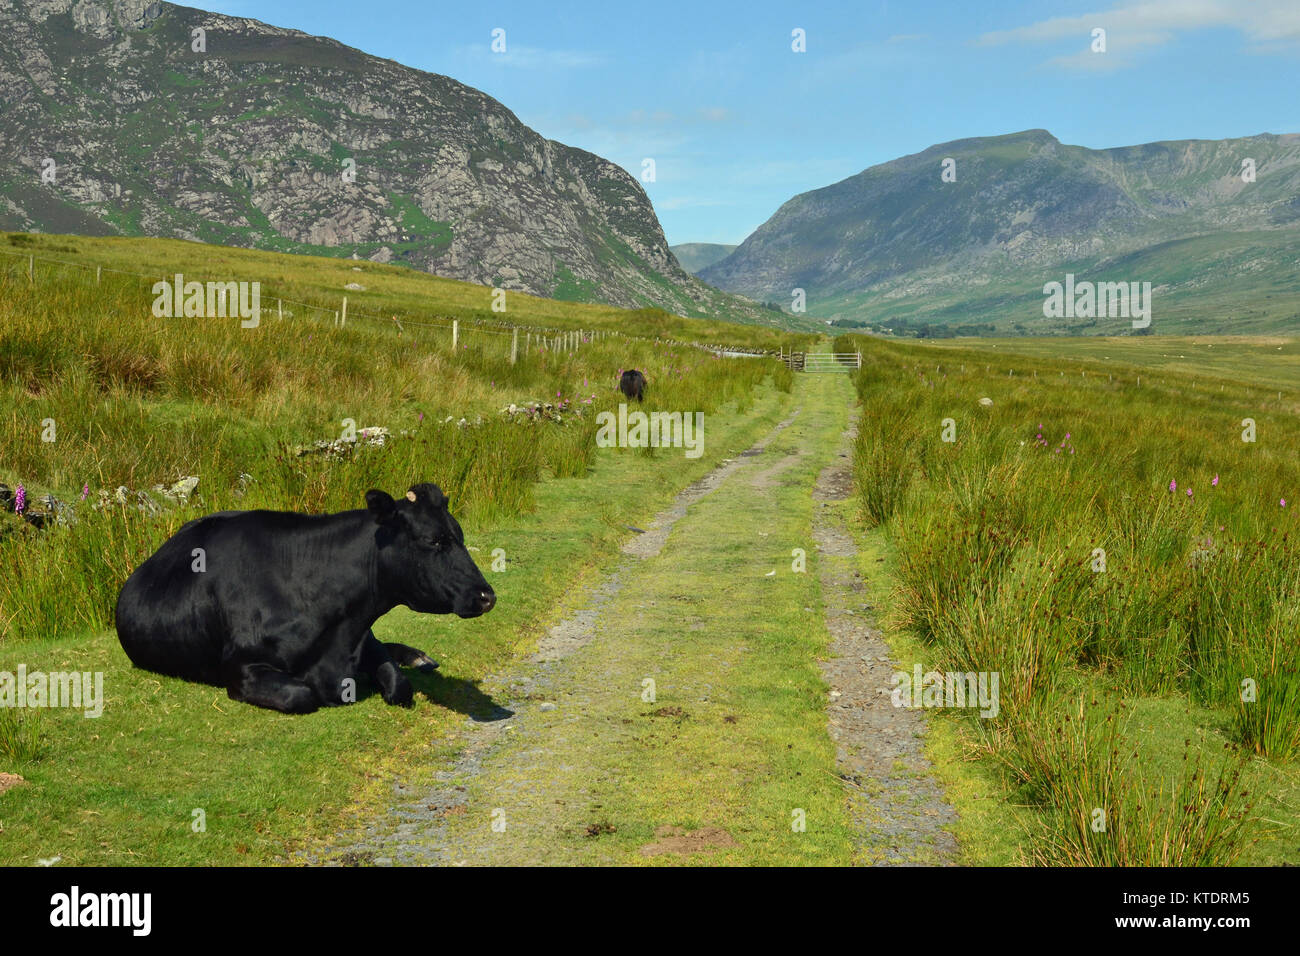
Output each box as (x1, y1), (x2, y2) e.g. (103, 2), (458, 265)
(978, 0), (1300, 69)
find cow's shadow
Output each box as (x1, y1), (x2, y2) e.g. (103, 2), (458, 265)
(412, 670), (514, 721)
(357, 669), (513, 722)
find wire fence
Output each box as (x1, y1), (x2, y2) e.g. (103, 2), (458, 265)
(0, 246), (780, 362)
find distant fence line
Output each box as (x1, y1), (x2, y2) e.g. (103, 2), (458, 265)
(0, 246), (781, 364)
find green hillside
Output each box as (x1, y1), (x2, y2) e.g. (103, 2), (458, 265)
(703, 130), (1300, 335)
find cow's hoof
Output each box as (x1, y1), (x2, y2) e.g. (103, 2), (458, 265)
(414, 657), (439, 674)
(383, 677), (414, 707)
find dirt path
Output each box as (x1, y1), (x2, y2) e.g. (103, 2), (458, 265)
(319, 374), (957, 865)
(812, 422), (959, 865)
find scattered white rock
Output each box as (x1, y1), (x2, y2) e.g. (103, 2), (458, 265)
(151, 476), (199, 502)
(294, 427), (390, 458)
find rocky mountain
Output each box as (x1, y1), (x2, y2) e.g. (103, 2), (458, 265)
(0, 0), (765, 320)
(670, 242), (737, 275)
(701, 129), (1300, 334)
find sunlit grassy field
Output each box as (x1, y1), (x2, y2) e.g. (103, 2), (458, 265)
(0, 232), (809, 346)
(0, 234), (806, 863)
(0, 233), (807, 642)
(4, 227), (1297, 866)
(920, 334), (1300, 395)
(838, 332), (1300, 865)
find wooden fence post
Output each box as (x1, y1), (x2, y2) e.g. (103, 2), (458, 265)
(278, 299), (283, 322)
(511, 328), (518, 365)
(452, 319), (459, 350)
(28, 255), (34, 282)
(96, 265), (101, 285)
(341, 296), (347, 327)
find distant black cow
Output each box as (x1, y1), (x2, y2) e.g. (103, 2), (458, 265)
(114, 483), (495, 714)
(619, 369), (647, 402)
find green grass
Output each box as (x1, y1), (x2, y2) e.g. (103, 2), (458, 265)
(0, 232), (818, 347)
(0, 234), (806, 864)
(919, 334), (1300, 395)
(394, 374), (861, 865)
(7, 229), (1298, 866)
(837, 331), (1300, 865)
(0, 379), (798, 865)
(0, 234), (807, 641)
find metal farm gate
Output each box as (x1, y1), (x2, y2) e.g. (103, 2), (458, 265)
(779, 349), (862, 372)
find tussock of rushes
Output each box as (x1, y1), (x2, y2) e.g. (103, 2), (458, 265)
(1231, 641), (1300, 761)
(853, 412), (917, 526)
(990, 698), (1252, 866)
(0, 708), (44, 764)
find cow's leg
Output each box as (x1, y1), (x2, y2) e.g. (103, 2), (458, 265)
(359, 631), (414, 707)
(227, 662), (321, 714)
(383, 641), (440, 672)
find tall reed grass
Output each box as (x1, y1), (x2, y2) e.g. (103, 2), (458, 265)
(839, 334), (1296, 863)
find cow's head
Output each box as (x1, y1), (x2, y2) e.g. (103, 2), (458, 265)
(366, 483), (496, 618)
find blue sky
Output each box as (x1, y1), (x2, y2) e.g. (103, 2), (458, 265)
(204, 1), (1300, 246)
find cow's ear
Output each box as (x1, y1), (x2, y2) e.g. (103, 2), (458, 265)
(407, 483), (449, 510)
(365, 489), (399, 525)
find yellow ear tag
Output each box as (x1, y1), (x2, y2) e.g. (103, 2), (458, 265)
(405, 491), (418, 502)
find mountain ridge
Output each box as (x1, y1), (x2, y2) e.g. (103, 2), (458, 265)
(0, 0), (775, 323)
(701, 129), (1300, 334)
(670, 242), (737, 274)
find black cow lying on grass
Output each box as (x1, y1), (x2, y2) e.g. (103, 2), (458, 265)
(115, 483), (495, 714)
(619, 369), (647, 402)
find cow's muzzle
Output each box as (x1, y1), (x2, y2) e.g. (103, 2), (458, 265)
(458, 587), (496, 618)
